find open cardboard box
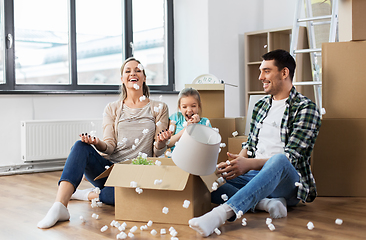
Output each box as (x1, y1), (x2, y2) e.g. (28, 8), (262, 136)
(95, 158), (223, 225)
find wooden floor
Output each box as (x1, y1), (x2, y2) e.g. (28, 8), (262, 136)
(1, 171), (366, 240)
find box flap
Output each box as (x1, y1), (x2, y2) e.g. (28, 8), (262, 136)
(94, 164), (114, 181)
(105, 163), (190, 191)
(200, 172), (226, 193)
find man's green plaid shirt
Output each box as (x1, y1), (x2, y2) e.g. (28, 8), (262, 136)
(245, 86), (321, 203)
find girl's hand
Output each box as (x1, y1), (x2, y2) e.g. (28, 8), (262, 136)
(79, 133), (99, 145)
(188, 114), (200, 124)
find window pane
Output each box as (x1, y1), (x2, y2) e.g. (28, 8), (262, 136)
(0, 1), (4, 85)
(14, 0), (69, 85)
(76, 0), (123, 85)
(132, 0), (167, 86)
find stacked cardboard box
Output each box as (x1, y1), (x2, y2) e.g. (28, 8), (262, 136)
(339, 0), (366, 41)
(312, 41), (366, 196)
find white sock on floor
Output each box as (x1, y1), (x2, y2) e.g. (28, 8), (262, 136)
(189, 204), (234, 237)
(256, 198), (287, 219)
(37, 202), (70, 229)
(70, 188), (94, 201)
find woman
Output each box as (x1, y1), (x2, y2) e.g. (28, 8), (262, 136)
(38, 57), (171, 229)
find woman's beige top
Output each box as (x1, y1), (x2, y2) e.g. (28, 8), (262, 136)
(101, 99), (169, 163)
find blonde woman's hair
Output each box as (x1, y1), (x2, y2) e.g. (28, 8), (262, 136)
(119, 57), (150, 101)
(177, 87), (202, 115)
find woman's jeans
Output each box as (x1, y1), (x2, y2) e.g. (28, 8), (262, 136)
(211, 154), (300, 217)
(59, 140), (115, 205)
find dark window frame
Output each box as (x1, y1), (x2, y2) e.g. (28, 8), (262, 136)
(0, 0), (175, 94)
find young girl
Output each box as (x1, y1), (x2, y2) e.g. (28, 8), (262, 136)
(168, 87), (211, 151)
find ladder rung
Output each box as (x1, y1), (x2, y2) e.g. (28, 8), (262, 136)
(294, 48), (322, 54)
(293, 81), (322, 86)
(298, 15), (332, 22)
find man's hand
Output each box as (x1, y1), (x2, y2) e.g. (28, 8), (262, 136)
(216, 152), (254, 180)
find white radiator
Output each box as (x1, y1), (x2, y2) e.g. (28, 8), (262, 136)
(21, 119), (102, 162)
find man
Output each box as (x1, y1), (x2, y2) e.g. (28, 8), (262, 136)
(189, 49), (321, 237)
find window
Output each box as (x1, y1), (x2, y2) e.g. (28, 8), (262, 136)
(0, 0), (174, 93)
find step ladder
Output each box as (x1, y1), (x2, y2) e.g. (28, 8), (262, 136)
(290, 0), (339, 113)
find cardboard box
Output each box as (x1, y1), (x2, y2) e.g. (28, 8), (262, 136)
(228, 136), (248, 156)
(312, 118), (366, 196)
(339, 0), (366, 41)
(210, 118), (245, 163)
(322, 41), (366, 119)
(98, 158), (219, 224)
(185, 84), (224, 119)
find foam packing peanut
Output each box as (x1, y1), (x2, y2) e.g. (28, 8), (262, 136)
(266, 218), (272, 225)
(150, 229), (158, 236)
(169, 227), (175, 232)
(165, 151), (172, 157)
(158, 103), (163, 110)
(335, 218), (343, 225)
(117, 232), (127, 239)
(93, 187), (101, 194)
(169, 124), (175, 132)
(80, 216), (86, 223)
(154, 179), (163, 185)
(133, 83), (140, 90)
(130, 225), (138, 233)
(162, 207), (169, 214)
(92, 213), (99, 219)
(135, 187), (143, 194)
(147, 220), (153, 227)
(213, 127), (219, 133)
(171, 238), (179, 240)
(101, 225), (108, 232)
(217, 177), (225, 184)
(130, 181), (138, 188)
(142, 128), (149, 134)
(154, 106), (160, 113)
(221, 194), (228, 201)
(132, 145), (136, 150)
(155, 160), (162, 166)
(170, 230), (178, 237)
(268, 223), (275, 231)
(139, 95), (146, 102)
(183, 200), (191, 208)
(307, 221), (314, 230)
(160, 229), (166, 235)
(242, 219), (247, 226)
(226, 160), (231, 166)
(127, 232), (134, 238)
(119, 225), (126, 231)
(212, 182), (219, 191)
(134, 138), (139, 145)
(214, 228), (221, 235)
(220, 143), (226, 148)
(232, 131), (238, 137)
(156, 121), (162, 127)
(236, 210), (243, 218)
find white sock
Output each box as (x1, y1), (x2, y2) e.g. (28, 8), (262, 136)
(256, 198), (287, 218)
(70, 188), (94, 201)
(37, 202), (70, 229)
(189, 204), (234, 237)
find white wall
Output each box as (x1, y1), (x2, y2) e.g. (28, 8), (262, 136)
(0, 0), (297, 167)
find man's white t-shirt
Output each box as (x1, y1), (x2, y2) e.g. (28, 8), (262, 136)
(255, 98), (287, 159)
